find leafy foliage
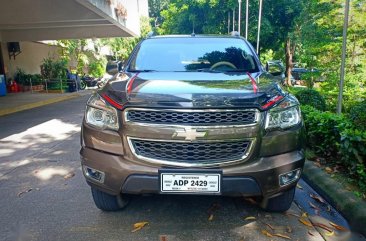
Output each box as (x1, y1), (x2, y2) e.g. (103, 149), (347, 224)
(349, 101), (366, 129)
(158, 0), (302, 52)
(295, 0), (366, 111)
(149, 0), (170, 28)
(301, 105), (351, 157)
(89, 59), (107, 78)
(302, 105), (366, 192)
(295, 89), (326, 111)
(101, 16), (151, 61)
(14, 68), (27, 85)
(40, 57), (67, 80)
(340, 129), (366, 192)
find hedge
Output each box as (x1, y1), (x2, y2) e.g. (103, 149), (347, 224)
(295, 89), (326, 111)
(301, 105), (366, 192)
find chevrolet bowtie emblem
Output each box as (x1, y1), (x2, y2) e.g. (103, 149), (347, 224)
(172, 128), (207, 141)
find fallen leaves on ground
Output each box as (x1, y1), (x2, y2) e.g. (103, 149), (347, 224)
(261, 229), (292, 240)
(131, 222), (149, 232)
(314, 162), (322, 168)
(264, 214), (272, 219)
(308, 201), (320, 211)
(261, 229), (273, 237)
(207, 203), (220, 214)
(285, 212), (300, 218)
(313, 223), (333, 232)
(299, 218), (313, 227)
(244, 216), (256, 221)
(310, 193), (325, 204)
(329, 222), (348, 231)
(207, 202), (220, 221)
(273, 233), (291, 240)
(325, 167), (333, 174)
(266, 223), (274, 231)
(325, 230), (335, 236)
(63, 172), (75, 179)
(316, 157), (326, 164)
(17, 188), (33, 197)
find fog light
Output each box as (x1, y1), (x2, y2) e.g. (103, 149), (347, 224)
(83, 166), (105, 183)
(279, 168), (301, 186)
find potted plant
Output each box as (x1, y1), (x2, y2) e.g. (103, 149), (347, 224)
(14, 68), (29, 92)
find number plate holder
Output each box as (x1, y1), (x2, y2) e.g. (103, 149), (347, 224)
(159, 170), (222, 194)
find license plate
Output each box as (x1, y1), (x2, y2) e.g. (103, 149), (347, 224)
(160, 173), (221, 193)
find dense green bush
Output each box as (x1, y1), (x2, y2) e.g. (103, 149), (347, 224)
(340, 129), (366, 191)
(301, 105), (351, 157)
(349, 102), (366, 130)
(296, 89), (326, 111)
(40, 57), (67, 80)
(302, 105), (366, 192)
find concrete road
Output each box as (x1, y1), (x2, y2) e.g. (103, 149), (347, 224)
(0, 95), (344, 241)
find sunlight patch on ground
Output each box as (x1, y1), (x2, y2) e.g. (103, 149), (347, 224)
(0, 159), (30, 168)
(2, 119), (79, 143)
(34, 167), (70, 181)
(0, 119), (79, 157)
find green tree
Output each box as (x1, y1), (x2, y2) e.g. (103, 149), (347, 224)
(102, 16), (152, 61)
(295, 0), (366, 110)
(149, 0), (170, 28)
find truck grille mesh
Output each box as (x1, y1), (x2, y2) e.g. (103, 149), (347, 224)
(131, 140), (250, 165)
(126, 110), (256, 125)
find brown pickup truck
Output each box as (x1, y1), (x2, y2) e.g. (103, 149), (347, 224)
(80, 34), (305, 212)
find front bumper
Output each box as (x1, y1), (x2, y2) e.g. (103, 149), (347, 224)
(80, 146), (304, 198)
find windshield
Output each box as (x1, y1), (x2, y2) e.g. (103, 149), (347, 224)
(128, 37), (259, 73)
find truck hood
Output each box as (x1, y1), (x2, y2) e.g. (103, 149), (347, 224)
(104, 71), (285, 109)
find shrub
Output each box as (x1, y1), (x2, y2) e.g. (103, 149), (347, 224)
(349, 102), (366, 130)
(301, 105), (352, 157)
(302, 105), (366, 192)
(340, 129), (366, 192)
(296, 89), (326, 111)
(340, 129), (366, 165)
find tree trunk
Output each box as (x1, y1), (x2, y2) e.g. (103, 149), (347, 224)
(285, 38), (295, 86)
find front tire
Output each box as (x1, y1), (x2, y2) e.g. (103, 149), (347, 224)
(91, 188), (129, 211)
(79, 80), (86, 90)
(260, 187), (295, 212)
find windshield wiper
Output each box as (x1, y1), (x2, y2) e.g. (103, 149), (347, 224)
(128, 69), (157, 73)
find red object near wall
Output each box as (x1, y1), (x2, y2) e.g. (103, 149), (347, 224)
(8, 80), (20, 93)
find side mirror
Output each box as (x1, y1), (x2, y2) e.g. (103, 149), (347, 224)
(106, 61), (118, 75)
(106, 61), (125, 75)
(117, 61), (124, 72)
(265, 63), (269, 72)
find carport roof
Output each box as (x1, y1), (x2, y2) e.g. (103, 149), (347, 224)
(0, 0), (137, 41)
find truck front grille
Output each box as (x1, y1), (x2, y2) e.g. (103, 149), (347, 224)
(126, 109), (257, 125)
(130, 139), (251, 166)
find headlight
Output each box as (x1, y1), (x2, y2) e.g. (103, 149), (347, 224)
(265, 96), (301, 130)
(85, 94), (119, 130)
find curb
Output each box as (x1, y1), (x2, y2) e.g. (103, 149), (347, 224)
(302, 160), (366, 236)
(0, 93), (82, 117)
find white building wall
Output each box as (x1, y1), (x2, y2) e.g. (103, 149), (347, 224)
(138, 0), (149, 17)
(86, 0), (149, 36)
(1, 42), (60, 79)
